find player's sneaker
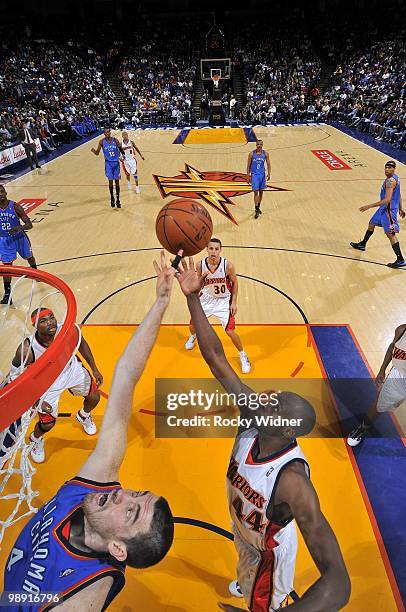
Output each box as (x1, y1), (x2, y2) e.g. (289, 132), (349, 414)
(110, 198), (115, 208)
(254, 207), (260, 219)
(350, 242), (366, 251)
(116, 199), (121, 209)
(347, 423), (368, 447)
(76, 411), (97, 435)
(229, 580), (243, 598)
(185, 334), (196, 350)
(136, 186), (140, 194)
(0, 293), (12, 305)
(387, 259), (406, 268)
(29, 434), (45, 463)
(239, 351), (251, 374)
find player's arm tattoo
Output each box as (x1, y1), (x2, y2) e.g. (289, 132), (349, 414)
(277, 468), (350, 611)
(14, 204), (33, 231)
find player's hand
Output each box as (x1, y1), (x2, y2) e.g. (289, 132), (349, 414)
(230, 302), (238, 316)
(153, 250), (175, 303)
(175, 256), (207, 296)
(91, 147), (97, 155)
(359, 205), (370, 212)
(266, 173), (270, 181)
(399, 209), (406, 219)
(375, 370), (386, 388)
(218, 604), (245, 611)
(8, 226), (22, 235)
(247, 174), (251, 184)
(92, 368), (103, 387)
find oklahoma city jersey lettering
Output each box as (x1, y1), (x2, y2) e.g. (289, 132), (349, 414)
(4, 479), (125, 610)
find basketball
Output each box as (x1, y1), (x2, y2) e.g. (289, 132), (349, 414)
(155, 199), (213, 256)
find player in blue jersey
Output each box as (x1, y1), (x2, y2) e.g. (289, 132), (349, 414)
(0, 184), (37, 304)
(3, 252), (175, 611)
(350, 160), (405, 268)
(91, 127), (125, 208)
(246, 140), (271, 219)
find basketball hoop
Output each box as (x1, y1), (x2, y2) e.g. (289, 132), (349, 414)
(212, 75), (220, 90)
(0, 265), (78, 543)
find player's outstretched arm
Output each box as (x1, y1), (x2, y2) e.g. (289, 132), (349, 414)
(278, 468), (350, 611)
(91, 140), (103, 155)
(359, 178), (396, 211)
(177, 257), (252, 401)
(77, 251), (175, 482)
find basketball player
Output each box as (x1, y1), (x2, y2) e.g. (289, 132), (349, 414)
(9, 308), (103, 463)
(0, 184), (37, 305)
(247, 140), (271, 219)
(347, 323), (406, 446)
(176, 257), (350, 612)
(4, 252), (175, 609)
(121, 131), (145, 193)
(91, 127), (125, 208)
(350, 160), (405, 268)
(184, 238), (251, 374)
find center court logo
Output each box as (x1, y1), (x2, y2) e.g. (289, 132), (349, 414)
(153, 163), (290, 225)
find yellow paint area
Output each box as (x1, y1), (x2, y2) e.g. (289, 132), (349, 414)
(0, 326), (398, 611)
(185, 127), (247, 144)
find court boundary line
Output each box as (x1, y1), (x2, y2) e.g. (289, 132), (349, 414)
(310, 324), (405, 610)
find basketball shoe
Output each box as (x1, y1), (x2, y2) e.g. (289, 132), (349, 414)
(239, 351), (251, 374)
(76, 410), (97, 435)
(350, 242), (366, 251)
(185, 334), (197, 350)
(229, 580), (243, 598)
(347, 423), (369, 447)
(29, 433), (45, 463)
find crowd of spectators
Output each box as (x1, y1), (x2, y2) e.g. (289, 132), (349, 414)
(118, 20), (199, 126)
(0, 40), (117, 152)
(322, 38), (406, 149)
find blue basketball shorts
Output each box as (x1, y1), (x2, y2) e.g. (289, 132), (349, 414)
(370, 205), (399, 234)
(105, 160), (120, 180)
(0, 233), (33, 263)
(251, 174), (266, 192)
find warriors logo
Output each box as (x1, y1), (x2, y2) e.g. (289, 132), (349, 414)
(153, 164), (290, 225)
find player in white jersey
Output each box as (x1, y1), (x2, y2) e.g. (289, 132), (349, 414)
(176, 257), (350, 612)
(120, 131), (145, 192)
(184, 238), (251, 374)
(347, 323), (406, 446)
(9, 307), (103, 463)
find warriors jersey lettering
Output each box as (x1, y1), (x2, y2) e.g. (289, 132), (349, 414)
(4, 477), (125, 611)
(121, 141), (135, 160)
(392, 328), (406, 375)
(200, 257), (232, 299)
(226, 431), (309, 551)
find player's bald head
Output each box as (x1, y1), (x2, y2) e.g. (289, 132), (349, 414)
(278, 392), (316, 437)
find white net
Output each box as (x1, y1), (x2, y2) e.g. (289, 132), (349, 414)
(0, 270), (78, 545)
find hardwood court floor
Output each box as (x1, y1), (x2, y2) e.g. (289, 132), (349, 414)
(0, 125), (405, 610)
